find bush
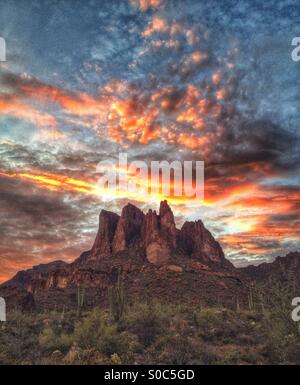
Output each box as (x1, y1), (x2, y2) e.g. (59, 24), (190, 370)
(125, 302), (167, 347)
(2, 293), (300, 365)
(39, 327), (73, 353)
(74, 308), (141, 358)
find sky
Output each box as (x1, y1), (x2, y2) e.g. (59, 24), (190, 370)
(0, 0), (300, 283)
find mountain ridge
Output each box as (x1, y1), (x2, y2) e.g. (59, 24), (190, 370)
(1, 201), (299, 310)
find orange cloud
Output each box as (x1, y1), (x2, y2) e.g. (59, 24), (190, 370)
(216, 88), (227, 100)
(131, 0), (162, 12)
(0, 95), (57, 127)
(0, 168), (204, 207)
(2, 69), (232, 154)
(19, 82), (109, 118)
(190, 51), (208, 64)
(212, 72), (222, 85)
(143, 16), (168, 37)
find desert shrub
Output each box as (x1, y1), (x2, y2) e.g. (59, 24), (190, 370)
(125, 302), (167, 347)
(2, 292), (300, 365)
(254, 270), (300, 364)
(150, 335), (195, 364)
(192, 308), (243, 343)
(62, 345), (111, 365)
(74, 308), (141, 358)
(39, 327), (73, 353)
(0, 311), (41, 363)
(147, 334), (217, 365)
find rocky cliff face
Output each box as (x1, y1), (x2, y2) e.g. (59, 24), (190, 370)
(112, 203), (145, 253)
(159, 200), (177, 248)
(90, 210), (120, 259)
(88, 200), (224, 266)
(142, 201), (177, 265)
(1, 200), (232, 294)
(2, 200), (299, 310)
(178, 220), (225, 264)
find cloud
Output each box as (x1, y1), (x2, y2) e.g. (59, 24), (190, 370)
(130, 0), (163, 12)
(0, 173), (99, 283)
(0, 93), (57, 127)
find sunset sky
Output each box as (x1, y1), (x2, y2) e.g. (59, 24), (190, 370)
(0, 0), (299, 283)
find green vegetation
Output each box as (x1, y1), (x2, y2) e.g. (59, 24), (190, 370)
(0, 298), (300, 365)
(1, 272), (300, 364)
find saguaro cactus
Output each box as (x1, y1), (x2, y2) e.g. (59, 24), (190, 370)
(248, 286), (254, 310)
(77, 286), (85, 317)
(108, 268), (125, 323)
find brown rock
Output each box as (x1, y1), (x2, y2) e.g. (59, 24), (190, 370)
(143, 208), (173, 265)
(188, 261), (211, 272)
(146, 238), (172, 265)
(159, 200), (177, 248)
(142, 209), (159, 245)
(160, 264), (183, 273)
(178, 220), (224, 264)
(90, 210), (120, 259)
(1, 200), (234, 297)
(113, 203), (145, 253)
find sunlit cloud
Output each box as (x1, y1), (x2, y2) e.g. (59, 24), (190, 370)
(130, 0), (163, 12)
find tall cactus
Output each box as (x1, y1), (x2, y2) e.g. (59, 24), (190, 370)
(236, 296), (240, 313)
(248, 286), (254, 310)
(108, 268), (125, 323)
(77, 286), (85, 317)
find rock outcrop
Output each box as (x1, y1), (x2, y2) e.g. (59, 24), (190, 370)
(113, 203), (145, 253)
(142, 201), (177, 265)
(3, 200), (299, 311)
(90, 200), (224, 266)
(90, 210), (120, 259)
(159, 200), (177, 248)
(178, 220), (225, 264)
(0, 200), (231, 295)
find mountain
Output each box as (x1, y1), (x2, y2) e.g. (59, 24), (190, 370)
(0, 200), (299, 310)
(240, 251), (300, 281)
(0, 201), (245, 308)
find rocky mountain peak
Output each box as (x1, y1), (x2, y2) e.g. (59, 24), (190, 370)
(159, 200), (177, 248)
(178, 219), (225, 264)
(89, 200), (225, 266)
(1, 201), (232, 295)
(112, 203), (145, 253)
(90, 209), (120, 259)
